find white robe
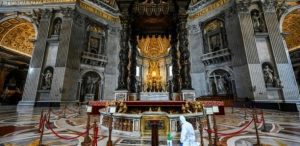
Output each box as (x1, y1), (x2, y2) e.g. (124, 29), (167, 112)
(180, 116), (199, 146)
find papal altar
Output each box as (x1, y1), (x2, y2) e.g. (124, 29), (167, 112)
(94, 100), (205, 137)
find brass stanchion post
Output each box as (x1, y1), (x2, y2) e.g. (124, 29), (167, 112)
(38, 114), (47, 146)
(206, 115), (212, 146)
(81, 113), (92, 146)
(38, 110), (44, 133)
(253, 110), (261, 146)
(106, 113), (113, 146)
(213, 113), (218, 146)
(199, 118), (204, 146)
(261, 110), (267, 132)
(62, 104), (67, 118)
(78, 102), (81, 115)
(244, 104), (247, 120)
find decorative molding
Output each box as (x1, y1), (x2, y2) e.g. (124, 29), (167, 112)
(78, 0), (120, 24)
(187, 24), (201, 34)
(235, 0), (251, 12)
(41, 9), (52, 19)
(262, 0), (276, 12)
(188, 0), (230, 20)
(61, 7), (74, 18)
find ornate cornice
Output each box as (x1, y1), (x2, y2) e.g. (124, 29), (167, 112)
(235, 0), (251, 12)
(41, 9), (52, 19)
(262, 0), (276, 12)
(78, 0), (120, 24)
(188, 0), (230, 20)
(61, 7), (74, 18)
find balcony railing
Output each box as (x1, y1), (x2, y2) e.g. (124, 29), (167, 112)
(81, 51), (108, 67)
(201, 48), (231, 65)
(0, 0), (76, 6)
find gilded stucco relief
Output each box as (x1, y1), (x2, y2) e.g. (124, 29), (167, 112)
(283, 9), (300, 50)
(0, 18), (36, 56)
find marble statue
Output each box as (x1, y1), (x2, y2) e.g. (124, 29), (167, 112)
(43, 70), (52, 89)
(251, 10), (265, 32)
(217, 77), (226, 93)
(86, 77), (99, 94)
(263, 65), (274, 85)
(53, 20), (61, 35)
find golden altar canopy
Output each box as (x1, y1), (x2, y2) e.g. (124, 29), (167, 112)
(137, 35), (171, 59)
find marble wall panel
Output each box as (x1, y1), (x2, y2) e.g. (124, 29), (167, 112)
(191, 72), (208, 97)
(21, 68), (41, 101)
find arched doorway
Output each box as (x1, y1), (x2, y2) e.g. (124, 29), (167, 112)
(208, 69), (234, 96)
(80, 71), (102, 102)
(0, 16), (36, 105)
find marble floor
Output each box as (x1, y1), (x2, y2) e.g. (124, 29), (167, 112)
(0, 105), (299, 146)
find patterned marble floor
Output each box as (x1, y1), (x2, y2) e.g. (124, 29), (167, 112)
(0, 105), (299, 146)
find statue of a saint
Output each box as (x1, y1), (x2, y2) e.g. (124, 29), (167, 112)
(251, 10), (265, 32)
(263, 65), (274, 84)
(53, 20), (61, 35)
(217, 77), (226, 93)
(43, 70), (53, 89)
(86, 76), (93, 94)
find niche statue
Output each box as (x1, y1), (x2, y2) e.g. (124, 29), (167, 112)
(42, 69), (53, 89)
(263, 65), (274, 86)
(251, 10), (265, 32)
(53, 20), (61, 35)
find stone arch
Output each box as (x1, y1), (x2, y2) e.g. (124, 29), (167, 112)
(206, 67), (235, 96)
(80, 70), (103, 102)
(0, 15), (37, 57)
(279, 5), (300, 51)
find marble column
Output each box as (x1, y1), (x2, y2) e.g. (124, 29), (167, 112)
(129, 36), (137, 93)
(178, 13), (193, 90)
(19, 9), (52, 106)
(116, 15), (130, 90)
(171, 37), (180, 93)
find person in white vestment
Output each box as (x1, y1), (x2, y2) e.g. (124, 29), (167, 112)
(179, 115), (199, 146)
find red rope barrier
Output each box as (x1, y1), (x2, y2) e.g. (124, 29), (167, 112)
(46, 121), (88, 140)
(207, 119), (254, 136)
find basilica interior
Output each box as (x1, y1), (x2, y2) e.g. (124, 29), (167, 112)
(0, 0), (300, 146)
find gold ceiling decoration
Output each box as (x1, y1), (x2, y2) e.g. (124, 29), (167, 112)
(287, 2), (300, 7)
(283, 9), (300, 50)
(137, 36), (171, 59)
(0, 18), (36, 56)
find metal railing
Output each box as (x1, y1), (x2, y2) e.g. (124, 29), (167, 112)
(0, 0), (76, 6)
